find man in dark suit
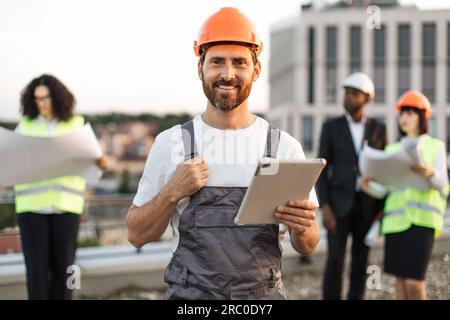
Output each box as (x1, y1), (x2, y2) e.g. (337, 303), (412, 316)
(317, 72), (387, 300)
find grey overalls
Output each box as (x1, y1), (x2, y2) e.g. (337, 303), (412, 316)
(164, 120), (286, 300)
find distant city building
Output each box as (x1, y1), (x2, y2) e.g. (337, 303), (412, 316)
(94, 120), (158, 193)
(268, 0), (450, 162)
(96, 120), (157, 172)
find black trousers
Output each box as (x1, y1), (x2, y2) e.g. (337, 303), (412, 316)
(322, 192), (375, 300)
(17, 212), (80, 300)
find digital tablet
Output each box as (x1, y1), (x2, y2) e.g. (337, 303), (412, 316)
(234, 158), (327, 225)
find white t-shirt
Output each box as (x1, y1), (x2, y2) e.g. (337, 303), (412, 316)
(133, 114), (319, 251)
(344, 112), (365, 156)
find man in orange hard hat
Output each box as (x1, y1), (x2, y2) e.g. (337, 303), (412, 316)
(127, 7), (321, 300)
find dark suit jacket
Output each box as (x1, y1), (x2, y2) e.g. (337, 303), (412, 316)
(317, 115), (387, 219)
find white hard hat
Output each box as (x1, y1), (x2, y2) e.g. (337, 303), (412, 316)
(342, 72), (375, 100)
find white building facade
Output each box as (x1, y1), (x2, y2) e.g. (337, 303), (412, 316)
(268, 1), (450, 161)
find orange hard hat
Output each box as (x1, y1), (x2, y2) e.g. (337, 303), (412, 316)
(193, 7), (263, 57)
(395, 90), (432, 119)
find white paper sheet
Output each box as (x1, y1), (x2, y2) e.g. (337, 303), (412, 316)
(359, 144), (430, 190)
(0, 124), (103, 186)
(401, 137), (424, 165)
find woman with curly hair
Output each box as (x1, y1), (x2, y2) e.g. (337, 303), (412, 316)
(14, 74), (108, 300)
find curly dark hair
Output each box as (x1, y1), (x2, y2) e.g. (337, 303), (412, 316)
(20, 74), (76, 121)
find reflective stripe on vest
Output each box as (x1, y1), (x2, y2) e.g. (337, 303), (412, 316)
(382, 135), (448, 238)
(18, 115), (85, 136)
(15, 185), (85, 197)
(14, 115), (87, 214)
(384, 200), (443, 217)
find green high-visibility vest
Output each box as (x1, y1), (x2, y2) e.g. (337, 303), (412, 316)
(14, 115), (87, 214)
(381, 134), (448, 238)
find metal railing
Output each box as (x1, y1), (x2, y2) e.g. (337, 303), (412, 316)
(2, 192), (450, 245)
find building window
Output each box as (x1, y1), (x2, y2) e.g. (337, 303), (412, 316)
(302, 116), (314, 152)
(269, 28), (296, 109)
(447, 118), (450, 152)
(373, 25), (386, 104)
(398, 24), (411, 98)
(350, 25), (362, 72)
(308, 27), (315, 105)
(422, 23), (436, 103)
(326, 26), (337, 104)
(447, 23), (450, 104)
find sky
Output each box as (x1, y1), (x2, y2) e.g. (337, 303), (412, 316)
(0, 0), (449, 121)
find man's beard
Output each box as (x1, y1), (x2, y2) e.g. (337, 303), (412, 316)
(344, 101), (363, 116)
(202, 74), (252, 112)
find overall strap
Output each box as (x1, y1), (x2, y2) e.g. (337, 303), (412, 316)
(264, 124), (281, 158)
(181, 120), (198, 161)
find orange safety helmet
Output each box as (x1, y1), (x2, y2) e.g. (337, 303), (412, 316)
(193, 7), (263, 57)
(395, 90), (432, 119)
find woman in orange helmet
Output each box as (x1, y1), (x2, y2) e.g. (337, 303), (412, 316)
(361, 90), (448, 300)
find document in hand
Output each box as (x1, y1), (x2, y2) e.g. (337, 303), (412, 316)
(0, 124), (103, 186)
(234, 158), (326, 225)
(359, 144), (429, 190)
(400, 137), (424, 165)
